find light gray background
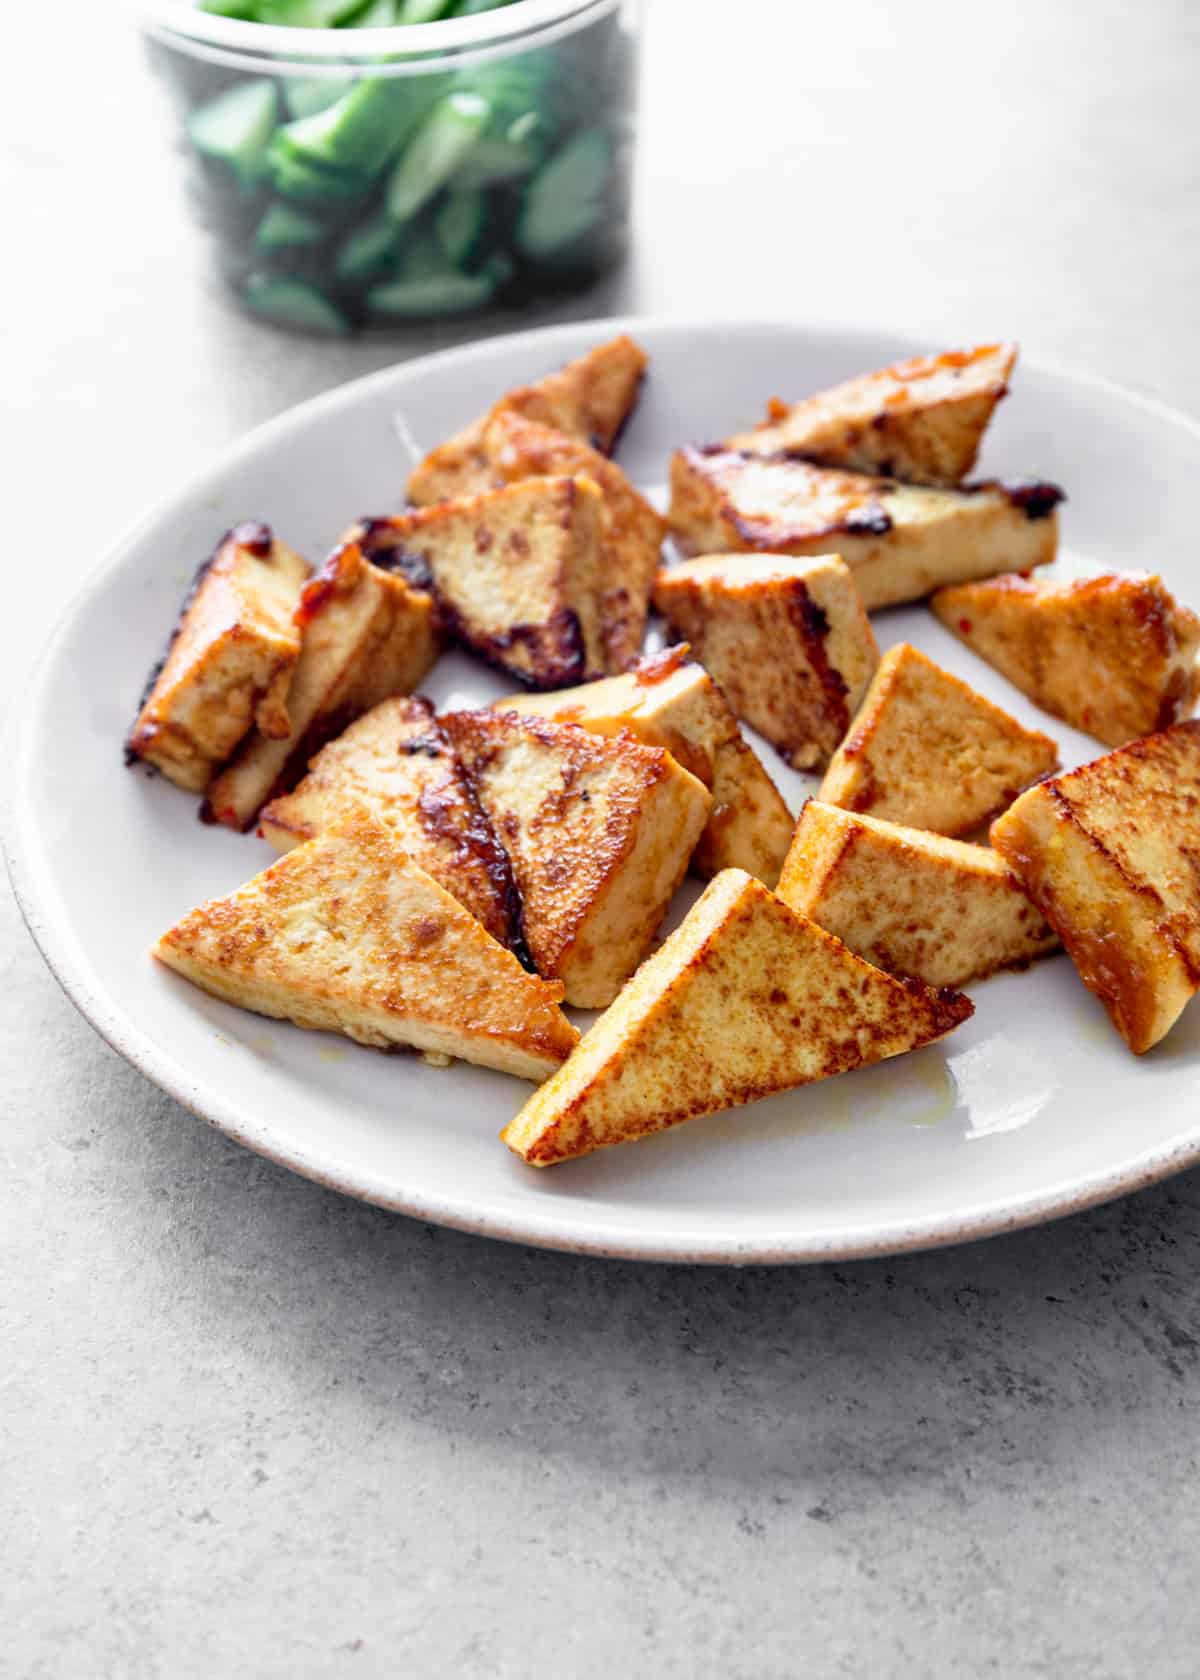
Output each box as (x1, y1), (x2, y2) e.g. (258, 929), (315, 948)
(5, 2), (1200, 1674)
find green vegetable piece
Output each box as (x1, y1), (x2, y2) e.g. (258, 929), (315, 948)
(335, 214), (398, 280)
(385, 91), (490, 222)
(275, 77), (412, 177)
(347, 0), (402, 20)
(366, 268), (497, 318)
(254, 202), (326, 249)
(187, 79), (279, 187)
(283, 78), (344, 120)
(396, 0), (452, 19)
(453, 0), (514, 14)
(435, 188), (488, 267)
(517, 127), (612, 264)
(452, 132), (540, 189)
(268, 138), (367, 204)
(198, 0), (257, 16)
(245, 276), (350, 334)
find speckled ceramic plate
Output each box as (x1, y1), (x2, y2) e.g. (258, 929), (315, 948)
(8, 318), (1200, 1262)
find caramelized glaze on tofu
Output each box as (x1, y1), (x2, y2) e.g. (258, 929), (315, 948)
(991, 721), (1200, 1053)
(819, 643), (1059, 837)
(126, 523), (310, 792)
(931, 570), (1200, 748)
(778, 800), (1057, 988)
(727, 344), (1017, 485)
(492, 645), (795, 886)
(502, 868), (974, 1165)
(154, 812), (577, 1081)
(258, 697), (523, 954)
(441, 709), (711, 1008)
(668, 448), (1062, 610)
(203, 541), (440, 832)
(652, 553), (879, 770)
(350, 475), (608, 689)
(484, 411), (665, 671)
(406, 334), (648, 507)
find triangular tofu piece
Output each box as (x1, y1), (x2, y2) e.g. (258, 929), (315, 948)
(484, 411), (665, 670)
(259, 697), (524, 954)
(652, 553), (879, 769)
(492, 645), (795, 886)
(992, 721), (1200, 1053)
(203, 540), (440, 831)
(441, 710), (711, 1008)
(127, 523), (310, 792)
(819, 643), (1059, 836)
(931, 570), (1200, 748)
(407, 334), (648, 506)
(154, 813), (578, 1080)
(778, 800), (1057, 988)
(351, 475), (608, 689)
(502, 868), (973, 1165)
(668, 448), (1062, 610)
(727, 344), (1017, 485)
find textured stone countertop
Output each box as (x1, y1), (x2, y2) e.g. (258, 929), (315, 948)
(5, 2), (1200, 1674)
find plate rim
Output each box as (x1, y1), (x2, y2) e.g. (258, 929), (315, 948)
(8, 311), (1200, 1265)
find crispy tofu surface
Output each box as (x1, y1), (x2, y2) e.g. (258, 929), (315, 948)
(492, 645), (795, 886)
(406, 334), (648, 507)
(819, 643), (1059, 836)
(779, 800), (1057, 988)
(502, 868), (973, 1165)
(651, 553), (879, 770)
(258, 697), (522, 953)
(153, 813), (577, 1080)
(484, 411), (665, 671)
(127, 523), (310, 792)
(668, 448), (1061, 610)
(727, 344), (1017, 485)
(441, 709), (711, 1008)
(991, 721), (1200, 1053)
(351, 475), (608, 690)
(931, 570), (1200, 748)
(203, 541), (440, 832)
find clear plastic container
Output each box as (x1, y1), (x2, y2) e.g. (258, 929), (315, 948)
(140, 0), (641, 335)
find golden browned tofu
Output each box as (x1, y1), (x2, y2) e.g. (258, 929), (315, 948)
(991, 722), (1200, 1053)
(502, 868), (973, 1165)
(407, 334), (648, 507)
(652, 553), (879, 770)
(258, 697), (522, 953)
(441, 710), (711, 1008)
(203, 541), (440, 832)
(778, 800), (1057, 988)
(492, 645), (795, 886)
(485, 411), (665, 670)
(350, 475), (608, 690)
(819, 643), (1059, 836)
(668, 448), (1062, 610)
(126, 523), (310, 792)
(154, 813), (576, 1080)
(727, 344), (1017, 485)
(931, 570), (1200, 748)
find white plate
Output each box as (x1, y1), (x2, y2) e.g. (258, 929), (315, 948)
(8, 317), (1200, 1263)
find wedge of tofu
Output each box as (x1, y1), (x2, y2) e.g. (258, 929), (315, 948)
(258, 697), (523, 953)
(126, 523), (310, 792)
(991, 721), (1200, 1053)
(407, 334), (648, 506)
(154, 812), (577, 1080)
(727, 344), (1017, 485)
(668, 448), (1062, 610)
(819, 643), (1059, 836)
(440, 710), (711, 1008)
(931, 570), (1200, 748)
(502, 868), (974, 1165)
(203, 540), (440, 832)
(652, 553), (879, 770)
(484, 411), (665, 670)
(491, 645), (795, 886)
(349, 475), (608, 690)
(778, 800), (1057, 988)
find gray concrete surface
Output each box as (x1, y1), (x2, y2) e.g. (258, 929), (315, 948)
(5, 1), (1200, 1673)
